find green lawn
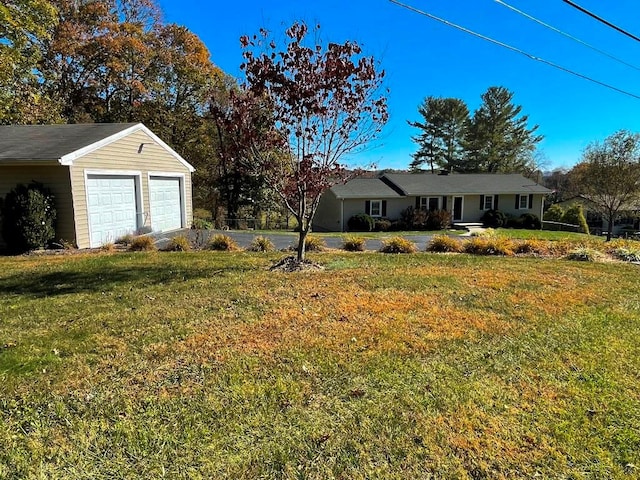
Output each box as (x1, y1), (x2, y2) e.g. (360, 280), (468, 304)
(494, 228), (597, 242)
(1, 251), (639, 478)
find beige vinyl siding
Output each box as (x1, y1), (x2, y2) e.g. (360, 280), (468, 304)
(313, 190), (341, 232)
(70, 130), (193, 248)
(342, 198), (411, 231)
(0, 165), (75, 246)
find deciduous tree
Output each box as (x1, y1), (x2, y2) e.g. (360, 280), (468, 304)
(569, 130), (640, 241)
(241, 22), (388, 262)
(0, 0), (59, 123)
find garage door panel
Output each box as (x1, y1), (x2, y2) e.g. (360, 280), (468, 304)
(149, 176), (182, 232)
(87, 174), (138, 247)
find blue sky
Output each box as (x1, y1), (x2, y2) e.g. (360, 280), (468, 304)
(159, 0), (640, 171)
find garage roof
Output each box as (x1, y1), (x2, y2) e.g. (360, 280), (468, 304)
(0, 123), (194, 172)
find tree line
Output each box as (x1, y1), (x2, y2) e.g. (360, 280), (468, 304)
(1, 0), (283, 223)
(409, 86), (543, 176)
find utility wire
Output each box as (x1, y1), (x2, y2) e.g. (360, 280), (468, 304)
(495, 0), (640, 72)
(562, 0), (640, 44)
(388, 0), (640, 101)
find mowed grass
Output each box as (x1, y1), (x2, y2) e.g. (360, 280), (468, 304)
(1, 251), (639, 479)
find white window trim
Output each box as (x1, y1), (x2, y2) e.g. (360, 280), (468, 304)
(84, 169), (143, 248)
(370, 199), (383, 218)
(427, 196), (440, 211)
(484, 195), (494, 211)
(519, 194), (529, 209)
(148, 172), (187, 231)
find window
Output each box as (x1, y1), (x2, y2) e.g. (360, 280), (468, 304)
(519, 195), (529, 209)
(420, 197), (440, 211)
(484, 195), (493, 210)
(370, 200), (382, 217)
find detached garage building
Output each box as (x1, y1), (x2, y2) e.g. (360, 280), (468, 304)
(0, 123), (194, 248)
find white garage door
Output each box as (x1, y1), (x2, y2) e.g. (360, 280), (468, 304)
(87, 175), (138, 247)
(149, 176), (182, 232)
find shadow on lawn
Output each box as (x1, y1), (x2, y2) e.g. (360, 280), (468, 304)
(0, 262), (243, 298)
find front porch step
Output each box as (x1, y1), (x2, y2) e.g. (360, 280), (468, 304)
(453, 222), (484, 229)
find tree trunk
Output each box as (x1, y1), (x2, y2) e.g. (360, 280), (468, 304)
(297, 227), (308, 262)
(606, 212), (614, 241)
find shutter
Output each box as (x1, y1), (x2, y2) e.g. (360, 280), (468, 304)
(442, 196), (447, 211)
(528, 194), (534, 210)
(382, 200), (387, 217)
(479, 195), (485, 210)
(515, 194), (520, 209)
(494, 195), (499, 210)
(365, 200), (370, 215)
(415, 196), (420, 209)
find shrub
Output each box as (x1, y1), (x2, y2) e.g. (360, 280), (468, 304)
(611, 247), (640, 263)
(380, 236), (417, 254)
(374, 218), (392, 232)
(566, 247), (600, 262)
(562, 205), (589, 234)
(543, 204), (564, 222)
(426, 235), (462, 253)
(348, 213), (374, 232)
(165, 235), (191, 252)
(520, 213), (542, 230)
(304, 235), (325, 252)
(208, 234), (239, 251)
(513, 239), (549, 256)
(1, 182), (56, 251)
(191, 218), (213, 230)
(193, 208), (212, 221)
(425, 209), (452, 230)
(248, 235), (275, 252)
(481, 209), (506, 228)
(388, 220), (407, 231)
(115, 233), (135, 246)
(462, 236), (514, 256)
(101, 242), (116, 253)
(128, 235), (156, 251)
(505, 214), (523, 229)
(342, 235), (366, 251)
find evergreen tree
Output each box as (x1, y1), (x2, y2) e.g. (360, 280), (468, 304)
(409, 96), (469, 172)
(464, 86), (542, 173)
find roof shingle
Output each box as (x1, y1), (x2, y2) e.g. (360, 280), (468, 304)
(0, 123), (139, 161)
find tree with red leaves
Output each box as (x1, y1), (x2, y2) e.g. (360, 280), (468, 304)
(240, 22), (388, 262)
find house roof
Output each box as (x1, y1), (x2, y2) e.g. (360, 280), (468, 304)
(331, 178), (404, 199)
(382, 173), (551, 196)
(0, 123), (194, 172)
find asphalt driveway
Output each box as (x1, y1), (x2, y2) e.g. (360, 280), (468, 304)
(154, 229), (439, 252)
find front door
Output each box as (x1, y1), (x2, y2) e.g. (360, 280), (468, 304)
(453, 196), (463, 222)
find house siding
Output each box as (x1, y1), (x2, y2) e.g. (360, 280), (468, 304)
(70, 129), (193, 248)
(313, 190), (342, 232)
(0, 165), (75, 246)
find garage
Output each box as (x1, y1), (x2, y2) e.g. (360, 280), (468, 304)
(149, 176), (183, 232)
(87, 174), (139, 247)
(0, 123), (194, 249)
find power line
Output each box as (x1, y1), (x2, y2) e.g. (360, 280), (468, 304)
(495, 0), (640, 72)
(562, 0), (640, 44)
(388, 0), (640, 101)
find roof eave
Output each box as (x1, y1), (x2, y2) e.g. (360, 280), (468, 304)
(58, 123), (195, 172)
